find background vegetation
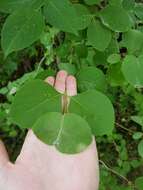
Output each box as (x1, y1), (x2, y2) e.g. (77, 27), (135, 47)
(0, 0), (143, 189)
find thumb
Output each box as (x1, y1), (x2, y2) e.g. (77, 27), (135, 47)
(0, 140), (9, 167)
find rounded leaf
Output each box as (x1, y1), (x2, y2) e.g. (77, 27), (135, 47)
(134, 3), (143, 20)
(132, 132), (143, 140)
(87, 19), (111, 51)
(69, 90), (115, 136)
(10, 80), (61, 129)
(44, 0), (79, 34)
(33, 112), (92, 154)
(100, 5), (132, 32)
(74, 4), (91, 30)
(131, 116), (143, 128)
(59, 63), (76, 75)
(107, 54), (121, 64)
(107, 63), (125, 87)
(1, 8), (44, 57)
(121, 29), (143, 54)
(77, 66), (107, 93)
(122, 55), (143, 88)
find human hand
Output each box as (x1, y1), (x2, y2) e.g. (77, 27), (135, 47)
(0, 71), (99, 190)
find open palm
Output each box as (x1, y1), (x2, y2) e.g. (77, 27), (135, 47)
(0, 71), (99, 190)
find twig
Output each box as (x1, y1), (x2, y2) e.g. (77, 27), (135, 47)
(99, 160), (132, 185)
(116, 122), (134, 134)
(34, 56), (46, 77)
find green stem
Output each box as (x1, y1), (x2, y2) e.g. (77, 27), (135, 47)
(62, 94), (69, 114)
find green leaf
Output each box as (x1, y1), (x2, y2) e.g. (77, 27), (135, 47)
(73, 4), (91, 30)
(0, 0), (44, 13)
(44, 0), (79, 34)
(35, 69), (56, 80)
(87, 19), (111, 51)
(10, 80), (61, 129)
(77, 66), (107, 93)
(135, 176), (143, 190)
(130, 159), (141, 168)
(33, 112), (92, 154)
(58, 63), (76, 75)
(100, 5), (132, 32)
(93, 51), (108, 66)
(107, 54), (121, 64)
(69, 90), (115, 136)
(1, 8), (44, 57)
(84, 0), (101, 5)
(107, 37), (120, 54)
(122, 0), (135, 11)
(138, 140), (143, 157)
(131, 116), (143, 128)
(109, 0), (122, 6)
(107, 63), (125, 87)
(75, 44), (88, 58)
(121, 29), (143, 54)
(132, 132), (143, 140)
(134, 3), (143, 20)
(122, 55), (143, 88)
(0, 0), (30, 13)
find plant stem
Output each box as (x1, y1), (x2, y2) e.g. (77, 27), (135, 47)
(99, 160), (133, 185)
(116, 122), (134, 134)
(62, 94), (69, 114)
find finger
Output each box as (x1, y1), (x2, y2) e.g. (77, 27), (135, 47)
(55, 70), (68, 94)
(0, 140), (9, 166)
(45, 76), (55, 86)
(66, 75), (77, 96)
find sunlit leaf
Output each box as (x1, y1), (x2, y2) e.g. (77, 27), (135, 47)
(100, 5), (132, 32)
(69, 90), (115, 136)
(121, 29), (143, 54)
(10, 80), (61, 129)
(87, 19), (111, 51)
(44, 0), (79, 34)
(132, 132), (142, 140)
(1, 8), (44, 57)
(77, 66), (107, 93)
(73, 4), (91, 30)
(122, 55), (143, 88)
(33, 112), (92, 154)
(107, 54), (121, 64)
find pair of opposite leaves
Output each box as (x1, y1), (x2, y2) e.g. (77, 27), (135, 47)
(11, 79), (114, 154)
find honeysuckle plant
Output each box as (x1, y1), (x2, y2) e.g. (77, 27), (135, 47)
(10, 79), (115, 154)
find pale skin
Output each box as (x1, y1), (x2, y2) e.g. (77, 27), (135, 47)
(0, 70), (99, 190)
